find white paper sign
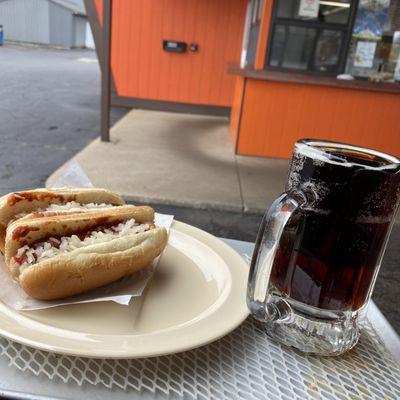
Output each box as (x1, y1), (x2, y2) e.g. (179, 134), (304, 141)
(354, 41), (377, 68)
(298, 0), (319, 18)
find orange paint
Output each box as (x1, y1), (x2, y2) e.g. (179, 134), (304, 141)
(237, 79), (400, 158)
(254, 0), (273, 70)
(230, 76), (246, 146)
(110, 0), (247, 107)
(94, 0), (103, 25)
(92, 0), (399, 159)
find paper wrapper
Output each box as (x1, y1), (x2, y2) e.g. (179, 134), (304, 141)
(0, 161), (174, 311)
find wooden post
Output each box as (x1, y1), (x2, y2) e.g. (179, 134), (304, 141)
(101, 0), (112, 142)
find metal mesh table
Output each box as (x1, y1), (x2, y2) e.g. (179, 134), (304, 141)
(0, 239), (398, 400)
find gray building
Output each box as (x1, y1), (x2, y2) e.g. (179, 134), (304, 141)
(0, 0), (88, 48)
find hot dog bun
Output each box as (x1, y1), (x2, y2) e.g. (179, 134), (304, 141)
(0, 188), (125, 252)
(5, 205), (168, 300)
(19, 228), (167, 300)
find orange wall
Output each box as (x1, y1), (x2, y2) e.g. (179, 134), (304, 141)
(94, 0), (103, 25)
(230, 77), (245, 147)
(237, 79), (400, 158)
(110, 0), (247, 107)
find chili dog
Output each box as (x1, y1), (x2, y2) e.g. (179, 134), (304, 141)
(5, 205), (167, 300)
(0, 188), (125, 252)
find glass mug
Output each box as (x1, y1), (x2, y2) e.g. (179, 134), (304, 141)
(247, 139), (400, 355)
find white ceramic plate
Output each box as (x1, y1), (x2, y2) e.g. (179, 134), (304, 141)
(0, 221), (249, 358)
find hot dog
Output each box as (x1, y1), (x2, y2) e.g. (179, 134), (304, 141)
(0, 188), (125, 252)
(5, 205), (167, 300)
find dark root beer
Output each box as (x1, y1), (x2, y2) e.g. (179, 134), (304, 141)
(270, 140), (400, 311)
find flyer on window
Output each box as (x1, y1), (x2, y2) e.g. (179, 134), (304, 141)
(298, 0), (319, 18)
(354, 41), (377, 68)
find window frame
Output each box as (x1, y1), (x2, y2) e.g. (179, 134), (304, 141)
(265, 0), (359, 76)
(245, 0), (264, 67)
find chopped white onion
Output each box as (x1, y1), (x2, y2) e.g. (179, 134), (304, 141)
(16, 201), (114, 219)
(45, 201), (113, 212)
(17, 219), (151, 274)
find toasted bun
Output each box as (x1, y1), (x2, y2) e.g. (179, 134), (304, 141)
(15, 210), (87, 221)
(5, 205), (154, 265)
(0, 188), (125, 251)
(0, 232), (5, 255)
(18, 227), (168, 300)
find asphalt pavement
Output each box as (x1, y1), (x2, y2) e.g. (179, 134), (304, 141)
(0, 44), (126, 193)
(0, 44), (398, 334)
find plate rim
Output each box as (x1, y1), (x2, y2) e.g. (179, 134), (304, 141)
(0, 220), (250, 358)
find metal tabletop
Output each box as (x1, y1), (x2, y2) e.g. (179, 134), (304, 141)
(0, 238), (398, 400)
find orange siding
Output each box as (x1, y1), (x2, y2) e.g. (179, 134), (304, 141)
(94, 0), (103, 25)
(110, 0), (247, 106)
(254, 0), (273, 70)
(237, 79), (400, 158)
(230, 77), (245, 146)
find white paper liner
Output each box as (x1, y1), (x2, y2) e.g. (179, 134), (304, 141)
(48, 159), (94, 188)
(0, 161), (174, 311)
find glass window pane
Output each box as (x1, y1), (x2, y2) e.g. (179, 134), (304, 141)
(246, 24), (260, 66)
(276, 0), (300, 19)
(345, 0), (400, 79)
(269, 25), (317, 70)
(269, 25), (287, 67)
(321, 2), (352, 24)
(244, 0), (263, 67)
(313, 30), (343, 72)
(276, 0), (351, 24)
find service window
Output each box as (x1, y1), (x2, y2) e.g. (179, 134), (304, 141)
(266, 0), (356, 75)
(266, 0), (400, 81)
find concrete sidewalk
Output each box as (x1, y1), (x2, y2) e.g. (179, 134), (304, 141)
(47, 109), (290, 213)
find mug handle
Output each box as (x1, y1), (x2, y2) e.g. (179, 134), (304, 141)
(247, 190), (307, 322)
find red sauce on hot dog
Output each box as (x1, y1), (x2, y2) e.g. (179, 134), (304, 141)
(7, 191), (76, 206)
(11, 226), (40, 240)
